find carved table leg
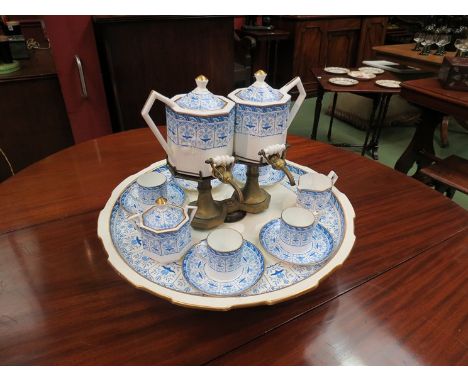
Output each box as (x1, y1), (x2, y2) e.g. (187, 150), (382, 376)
(327, 92), (338, 142)
(395, 107), (443, 174)
(311, 86), (324, 140)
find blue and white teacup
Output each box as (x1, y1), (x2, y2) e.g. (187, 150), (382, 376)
(206, 228), (244, 281)
(279, 207), (318, 254)
(136, 172), (167, 205)
(297, 171), (338, 214)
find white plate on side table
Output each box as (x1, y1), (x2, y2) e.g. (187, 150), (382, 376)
(324, 67), (350, 74)
(348, 70), (376, 81)
(328, 77), (359, 86)
(358, 66), (385, 75)
(375, 80), (401, 88)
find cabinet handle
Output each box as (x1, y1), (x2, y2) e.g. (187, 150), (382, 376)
(74, 55), (88, 98)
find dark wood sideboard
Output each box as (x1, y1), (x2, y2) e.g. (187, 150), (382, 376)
(0, 49), (74, 181)
(272, 16), (388, 96)
(93, 16), (234, 132)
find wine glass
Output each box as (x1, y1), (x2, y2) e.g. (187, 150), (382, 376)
(455, 39), (468, 57)
(419, 34), (435, 55)
(412, 32), (424, 51)
(435, 34), (451, 55)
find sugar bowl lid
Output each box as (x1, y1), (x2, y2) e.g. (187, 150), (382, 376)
(141, 200), (188, 233)
(175, 75), (227, 112)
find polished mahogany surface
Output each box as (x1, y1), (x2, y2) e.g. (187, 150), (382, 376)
(0, 129), (467, 365)
(373, 43), (456, 73)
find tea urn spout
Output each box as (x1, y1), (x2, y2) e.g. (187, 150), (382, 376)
(206, 156), (245, 203)
(259, 144), (296, 186)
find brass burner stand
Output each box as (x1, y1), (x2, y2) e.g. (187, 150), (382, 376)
(225, 161), (271, 221)
(166, 144), (296, 230)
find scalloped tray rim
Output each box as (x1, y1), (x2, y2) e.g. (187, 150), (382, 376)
(97, 159), (356, 311)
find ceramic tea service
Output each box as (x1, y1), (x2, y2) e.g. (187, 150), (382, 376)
(260, 206), (334, 266)
(141, 75), (236, 178)
(182, 228), (264, 296)
(119, 171), (185, 216)
(297, 171), (339, 214)
(228, 70), (306, 164)
(129, 199), (197, 264)
(136, 172), (167, 205)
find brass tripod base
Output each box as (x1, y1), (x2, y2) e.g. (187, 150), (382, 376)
(190, 178), (227, 230)
(226, 164), (271, 219)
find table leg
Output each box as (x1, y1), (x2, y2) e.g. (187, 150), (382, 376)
(311, 87), (324, 140)
(361, 95), (381, 156)
(327, 92), (338, 142)
(369, 94), (392, 160)
(394, 107), (443, 174)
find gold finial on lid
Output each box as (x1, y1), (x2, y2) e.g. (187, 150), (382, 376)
(255, 69), (267, 76)
(196, 74), (208, 82)
(155, 197), (167, 205)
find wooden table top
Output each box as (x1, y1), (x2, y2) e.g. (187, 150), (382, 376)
(1, 128), (467, 365)
(401, 78), (468, 120)
(311, 68), (401, 94)
(372, 43), (456, 69)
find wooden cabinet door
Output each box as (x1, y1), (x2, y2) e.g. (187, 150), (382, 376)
(292, 20), (327, 94)
(357, 17), (388, 64)
(43, 16), (113, 143)
(325, 18), (361, 67)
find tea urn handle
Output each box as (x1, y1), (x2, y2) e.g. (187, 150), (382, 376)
(279, 77), (306, 129)
(141, 90), (178, 157)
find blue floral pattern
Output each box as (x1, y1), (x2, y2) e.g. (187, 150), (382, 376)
(166, 108), (234, 150)
(234, 104), (290, 137)
(297, 189), (333, 213)
(182, 240), (264, 296)
(175, 91), (226, 111)
(142, 205), (185, 231)
(120, 181), (185, 216)
(232, 164), (285, 186)
(236, 84), (283, 103)
(260, 220), (334, 265)
(109, 161), (346, 298)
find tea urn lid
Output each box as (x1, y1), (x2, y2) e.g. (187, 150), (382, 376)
(228, 70), (291, 106)
(175, 75), (227, 112)
(141, 202), (188, 233)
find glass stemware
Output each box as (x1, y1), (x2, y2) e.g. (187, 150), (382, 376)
(412, 32), (424, 51)
(419, 34), (435, 55)
(435, 34), (451, 55)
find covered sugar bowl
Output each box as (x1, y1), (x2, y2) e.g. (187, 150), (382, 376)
(129, 198), (197, 264)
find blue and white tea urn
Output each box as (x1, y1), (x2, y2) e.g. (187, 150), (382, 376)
(141, 76), (236, 177)
(228, 70), (306, 164)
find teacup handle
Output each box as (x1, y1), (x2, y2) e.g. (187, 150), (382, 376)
(186, 205), (198, 223)
(327, 171), (338, 185)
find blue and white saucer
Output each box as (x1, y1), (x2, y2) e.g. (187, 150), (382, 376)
(259, 219), (334, 266)
(174, 177), (222, 191)
(120, 181), (185, 215)
(232, 164), (285, 186)
(182, 240), (264, 296)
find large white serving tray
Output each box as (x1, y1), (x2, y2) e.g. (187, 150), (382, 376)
(97, 159), (356, 311)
